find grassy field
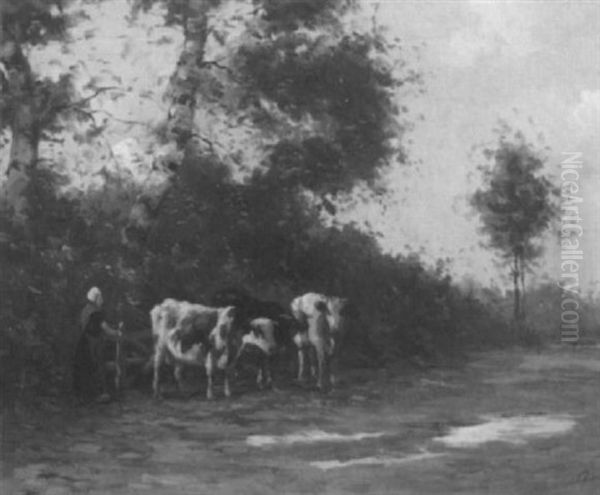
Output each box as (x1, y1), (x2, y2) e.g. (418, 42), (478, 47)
(5, 345), (600, 495)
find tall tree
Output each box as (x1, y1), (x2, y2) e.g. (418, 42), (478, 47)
(127, 0), (417, 241)
(138, 0), (211, 149)
(0, 1), (74, 225)
(471, 128), (558, 321)
(125, 0), (221, 239)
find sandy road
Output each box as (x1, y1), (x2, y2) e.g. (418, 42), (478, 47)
(6, 345), (600, 494)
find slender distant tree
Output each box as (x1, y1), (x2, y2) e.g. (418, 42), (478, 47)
(471, 128), (558, 321)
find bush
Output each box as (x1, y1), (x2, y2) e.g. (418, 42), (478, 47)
(0, 155), (524, 404)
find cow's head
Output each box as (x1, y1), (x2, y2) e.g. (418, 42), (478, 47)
(314, 300), (329, 313)
(327, 297), (350, 335)
(209, 306), (237, 353)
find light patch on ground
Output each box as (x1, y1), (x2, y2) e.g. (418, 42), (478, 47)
(311, 451), (447, 470)
(520, 354), (600, 373)
(246, 430), (385, 447)
(434, 415), (576, 448)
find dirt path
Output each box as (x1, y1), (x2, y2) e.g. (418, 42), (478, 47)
(5, 346), (600, 494)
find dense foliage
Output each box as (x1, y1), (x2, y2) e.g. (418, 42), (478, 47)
(0, 1), (547, 409)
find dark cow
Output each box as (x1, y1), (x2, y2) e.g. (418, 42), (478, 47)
(210, 288), (296, 366)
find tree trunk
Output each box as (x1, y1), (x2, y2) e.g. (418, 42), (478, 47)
(0, 41), (39, 226)
(124, 0), (210, 244)
(512, 252), (520, 321)
(3, 108), (39, 224)
(519, 253), (526, 320)
(165, 0), (210, 151)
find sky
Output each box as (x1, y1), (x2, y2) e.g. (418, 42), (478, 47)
(14, 0), (600, 294)
(359, 0), (600, 294)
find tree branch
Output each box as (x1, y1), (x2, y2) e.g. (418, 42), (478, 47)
(94, 109), (154, 128)
(202, 59), (229, 71)
(68, 85), (123, 110)
(42, 86), (123, 125)
(71, 106), (98, 123)
(189, 132), (216, 154)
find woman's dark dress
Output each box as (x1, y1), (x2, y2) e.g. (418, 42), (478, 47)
(72, 304), (106, 401)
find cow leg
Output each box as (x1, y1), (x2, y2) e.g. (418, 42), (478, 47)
(315, 344), (327, 390)
(296, 347), (305, 382)
(256, 366), (264, 389)
(256, 353), (272, 390)
(205, 354), (215, 400)
(329, 349), (338, 388)
(308, 345), (318, 380)
(152, 344), (166, 399)
(173, 364), (184, 393)
(257, 351), (267, 389)
(220, 351), (232, 399)
(264, 354), (273, 388)
(218, 351), (232, 398)
(223, 368), (231, 398)
(329, 336), (340, 387)
(330, 359), (337, 388)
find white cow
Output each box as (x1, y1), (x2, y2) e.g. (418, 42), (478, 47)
(290, 293), (349, 389)
(150, 298), (237, 400)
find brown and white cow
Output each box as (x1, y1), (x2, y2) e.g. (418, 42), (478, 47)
(150, 298), (237, 399)
(290, 293), (350, 389)
(230, 317), (279, 389)
(248, 318), (278, 389)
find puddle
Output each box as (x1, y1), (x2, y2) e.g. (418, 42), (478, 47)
(246, 429), (385, 447)
(434, 414), (576, 448)
(520, 355), (600, 372)
(482, 374), (541, 385)
(140, 473), (199, 486)
(311, 451), (447, 470)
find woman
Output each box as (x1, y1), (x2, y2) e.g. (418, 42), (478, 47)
(72, 287), (121, 403)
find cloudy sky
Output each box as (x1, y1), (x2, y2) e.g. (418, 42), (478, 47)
(23, 0), (600, 294)
(363, 0), (600, 293)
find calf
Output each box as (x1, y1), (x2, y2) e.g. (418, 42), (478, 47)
(290, 293), (350, 388)
(231, 317), (278, 389)
(150, 298), (237, 399)
(210, 287), (296, 368)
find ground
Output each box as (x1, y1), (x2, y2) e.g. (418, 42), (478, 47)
(4, 345), (600, 495)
